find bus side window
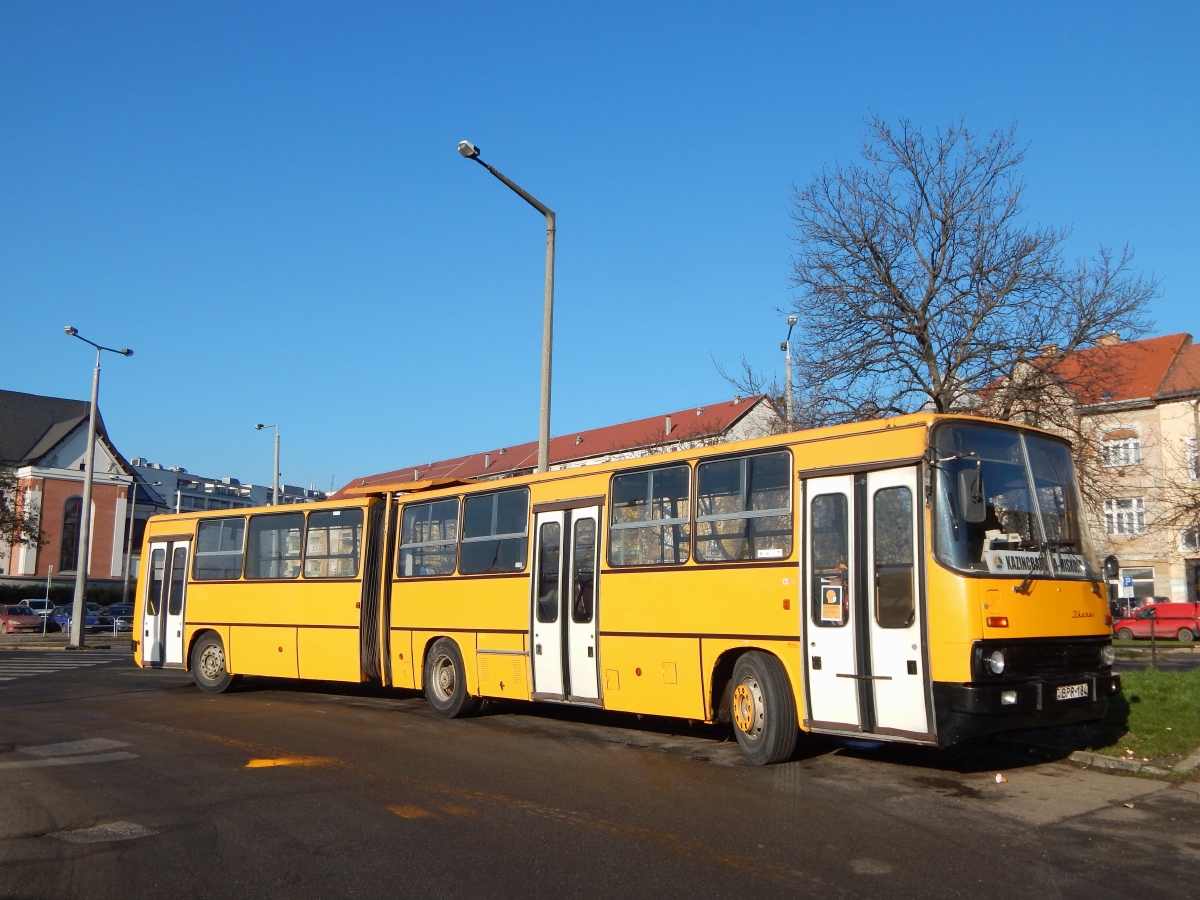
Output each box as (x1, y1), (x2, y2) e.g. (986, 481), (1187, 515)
(147, 548), (166, 615)
(811, 493), (849, 628)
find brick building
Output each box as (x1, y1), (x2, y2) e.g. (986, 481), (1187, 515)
(0, 389), (141, 587)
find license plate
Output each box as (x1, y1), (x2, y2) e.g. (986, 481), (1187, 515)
(1056, 683), (1088, 701)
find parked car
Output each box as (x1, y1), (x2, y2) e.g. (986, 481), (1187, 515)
(14, 598), (58, 631)
(2, 605), (44, 634)
(49, 605), (111, 635)
(106, 604), (134, 633)
(1113, 601), (1200, 643)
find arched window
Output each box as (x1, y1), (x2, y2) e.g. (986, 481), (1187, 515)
(60, 496), (83, 573)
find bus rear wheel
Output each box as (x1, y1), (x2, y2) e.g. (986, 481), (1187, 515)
(1115, 628), (1133, 642)
(191, 633), (239, 694)
(730, 652), (798, 765)
(424, 638), (480, 718)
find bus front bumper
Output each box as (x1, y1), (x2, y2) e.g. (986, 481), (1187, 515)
(933, 672), (1121, 746)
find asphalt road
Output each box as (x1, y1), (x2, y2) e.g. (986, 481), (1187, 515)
(1, 649), (1198, 899)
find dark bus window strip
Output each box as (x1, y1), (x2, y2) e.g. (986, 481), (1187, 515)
(599, 559), (796, 575)
(598, 630), (798, 641)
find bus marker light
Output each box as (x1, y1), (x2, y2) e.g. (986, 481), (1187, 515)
(783, 599), (790, 610)
(986, 617), (1009, 628)
(1104, 615), (1113, 625)
(635, 667), (642, 676)
(1000, 691), (1018, 705)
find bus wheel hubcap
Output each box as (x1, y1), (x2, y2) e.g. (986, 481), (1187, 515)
(199, 646), (224, 680)
(733, 678), (764, 738)
(433, 655), (455, 700)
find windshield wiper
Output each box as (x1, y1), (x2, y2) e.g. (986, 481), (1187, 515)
(1014, 542), (1050, 595)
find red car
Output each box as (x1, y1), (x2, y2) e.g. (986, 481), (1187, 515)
(1, 605), (43, 634)
(1113, 602), (1200, 643)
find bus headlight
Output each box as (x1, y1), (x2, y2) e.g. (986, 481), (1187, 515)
(986, 649), (1006, 675)
(1101, 645), (1115, 667)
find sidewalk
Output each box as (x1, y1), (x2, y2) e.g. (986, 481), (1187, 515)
(0, 633), (124, 650)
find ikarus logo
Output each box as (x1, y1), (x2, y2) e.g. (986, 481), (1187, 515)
(991, 555), (1004, 571)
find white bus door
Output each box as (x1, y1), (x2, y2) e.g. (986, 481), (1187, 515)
(865, 468), (931, 739)
(142, 539), (191, 668)
(530, 503), (602, 703)
(142, 543), (168, 665)
(802, 475), (862, 732)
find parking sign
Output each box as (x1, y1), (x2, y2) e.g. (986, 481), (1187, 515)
(1119, 574), (1135, 599)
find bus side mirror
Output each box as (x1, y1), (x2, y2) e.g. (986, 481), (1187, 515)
(957, 469), (986, 523)
(1103, 555), (1120, 580)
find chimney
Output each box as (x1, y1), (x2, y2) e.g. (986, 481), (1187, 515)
(1097, 332), (1121, 347)
(1041, 343), (1059, 357)
(665, 416), (673, 436)
(484, 453), (491, 469)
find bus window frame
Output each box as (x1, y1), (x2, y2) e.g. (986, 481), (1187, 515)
(693, 448), (794, 565)
(397, 496), (462, 579)
(606, 461), (694, 568)
(243, 510), (306, 581)
(457, 486), (531, 577)
(191, 516), (248, 583)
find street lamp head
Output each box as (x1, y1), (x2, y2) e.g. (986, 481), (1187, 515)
(788, 315), (798, 326)
(457, 140), (480, 159)
(64, 325), (78, 336)
(120, 348), (133, 357)
(255, 424), (265, 430)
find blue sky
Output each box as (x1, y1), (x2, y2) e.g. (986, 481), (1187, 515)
(2, 2), (1197, 492)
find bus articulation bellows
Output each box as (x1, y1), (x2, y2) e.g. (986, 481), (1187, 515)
(134, 413), (1120, 765)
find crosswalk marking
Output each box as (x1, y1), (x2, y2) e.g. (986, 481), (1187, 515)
(0, 651), (131, 683)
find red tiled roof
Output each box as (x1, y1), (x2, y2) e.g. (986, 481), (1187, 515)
(1160, 342), (1200, 396)
(1046, 333), (1192, 405)
(333, 395), (767, 497)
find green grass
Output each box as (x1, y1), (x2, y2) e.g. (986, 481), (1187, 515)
(1085, 669), (1200, 765)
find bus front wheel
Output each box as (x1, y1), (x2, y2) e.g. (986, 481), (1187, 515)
(191, 633), (239, 694)
(424, 638), (480, 718)
(730, 651), (798, 765)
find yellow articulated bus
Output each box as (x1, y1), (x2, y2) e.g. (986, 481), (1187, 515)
(133, 413), (1120, 765)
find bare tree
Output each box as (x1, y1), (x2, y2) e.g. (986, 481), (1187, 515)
(725, 117), (1156, 426)
(1, 466), (40, 549)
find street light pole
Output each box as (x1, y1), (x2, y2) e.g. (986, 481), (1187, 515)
(458, 140), (555, 474)
(255, 424), (280, 504)
(63, 326), (133, 650)
(121, 479), (160, 605)
(781, 315), (798, 429)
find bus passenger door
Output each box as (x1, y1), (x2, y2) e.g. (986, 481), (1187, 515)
(565, 507), (600, 702)
(866, 467), (931, 738)
(531, 511), (566, 699)
(803, 475), (862, 732)
(162, 541), (191, 667)
(142, 542), (168, 665)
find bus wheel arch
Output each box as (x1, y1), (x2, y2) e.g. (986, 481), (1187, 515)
(724, 650), (798, 765)
(189, 630), (239, 694)
(422, 636), (481, 718)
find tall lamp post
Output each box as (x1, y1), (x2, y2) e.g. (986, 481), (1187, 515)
(781, 315), (798, 429)
(63, 326), (133, 650)
(457, 140), (556, 474)
(120, 479), (160, 605)
(255, 423), (280, 505)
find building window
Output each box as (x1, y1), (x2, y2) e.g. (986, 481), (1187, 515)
(1100, 434), (1141, 467)
(1104, 498), (1146, 535)
(59, 496), (83, 572)
(1181, 526), (1200, 553)
(1113, 566), (1155, 600)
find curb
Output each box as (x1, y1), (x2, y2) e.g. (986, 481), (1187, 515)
(1069, 750), (1176, 778)
(1176, 745), (1200, 774)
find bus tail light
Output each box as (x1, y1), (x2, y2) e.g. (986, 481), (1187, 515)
(986, 616), (1009, 628)
(1104, 615), (1113, 625)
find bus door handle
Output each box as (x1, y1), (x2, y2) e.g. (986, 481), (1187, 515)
(535, 644), (542, 655)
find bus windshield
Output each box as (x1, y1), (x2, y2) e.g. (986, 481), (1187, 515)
(932, 423), (1098, 580)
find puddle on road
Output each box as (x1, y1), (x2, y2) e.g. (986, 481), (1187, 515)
(911, 775), (986, 799)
